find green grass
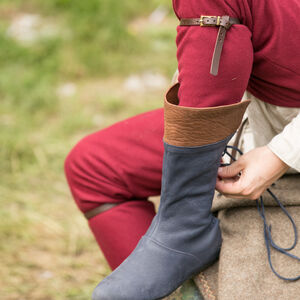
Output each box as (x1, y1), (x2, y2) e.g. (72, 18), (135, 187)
(0, 0), (177, 299)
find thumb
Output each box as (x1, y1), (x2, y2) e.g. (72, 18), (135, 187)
(218, 160), (243, 178)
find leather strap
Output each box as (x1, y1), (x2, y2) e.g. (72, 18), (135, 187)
(179, 16), (240, 76)
(84, 203), (119, 220)
(230, 118), (248, 163)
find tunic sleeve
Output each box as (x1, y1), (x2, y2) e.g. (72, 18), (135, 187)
(173, 0), (253, 108)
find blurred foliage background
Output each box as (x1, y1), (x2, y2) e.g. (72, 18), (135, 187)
(0, 0), (177, 299)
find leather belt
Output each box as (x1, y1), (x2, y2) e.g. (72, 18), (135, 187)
(179, 16), (240, 76)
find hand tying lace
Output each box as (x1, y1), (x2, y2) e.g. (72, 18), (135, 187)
(216, 145), (289, 200)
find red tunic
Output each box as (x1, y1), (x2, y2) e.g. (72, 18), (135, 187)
(173, 0), (300, 108)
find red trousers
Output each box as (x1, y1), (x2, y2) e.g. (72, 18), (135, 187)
(65, 2), (254, 270)
(65, 109), (165, 269)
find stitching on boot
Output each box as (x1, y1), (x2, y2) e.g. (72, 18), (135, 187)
(146, 236), (204, 264)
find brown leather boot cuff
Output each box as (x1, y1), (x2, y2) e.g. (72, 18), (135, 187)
(164, 83), (250, 147)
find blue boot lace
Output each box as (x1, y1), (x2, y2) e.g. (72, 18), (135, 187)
(222, 145), (300, 281)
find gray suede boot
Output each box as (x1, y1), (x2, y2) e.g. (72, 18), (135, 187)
(92, 83), (249, 300)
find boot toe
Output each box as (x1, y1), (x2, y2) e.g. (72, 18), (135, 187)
(92, 285), (106, 300)
(92, 277), (136, 300)
(92, 284), (115, 300)
(91, 236), (209, 300)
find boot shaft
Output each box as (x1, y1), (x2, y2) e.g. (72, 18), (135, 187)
(146, 83), (250, 256)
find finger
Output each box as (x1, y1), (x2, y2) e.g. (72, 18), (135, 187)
(218, 160), (243, 178)
(220, 193), (248, 200)
(220, 191), (261, 200)
(215, 177), (243, 195)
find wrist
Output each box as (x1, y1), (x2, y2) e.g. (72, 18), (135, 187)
(265, 145), (289, 173)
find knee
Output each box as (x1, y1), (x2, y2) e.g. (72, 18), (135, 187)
(64, 134), (102, 212)
(64, 131), (128, 212)
(65, 136), (88, 186)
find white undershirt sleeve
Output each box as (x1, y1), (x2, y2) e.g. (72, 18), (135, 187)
(268, 112), (300, 172)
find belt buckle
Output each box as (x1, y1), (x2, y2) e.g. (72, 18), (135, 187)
(200, 15), (220, 27)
